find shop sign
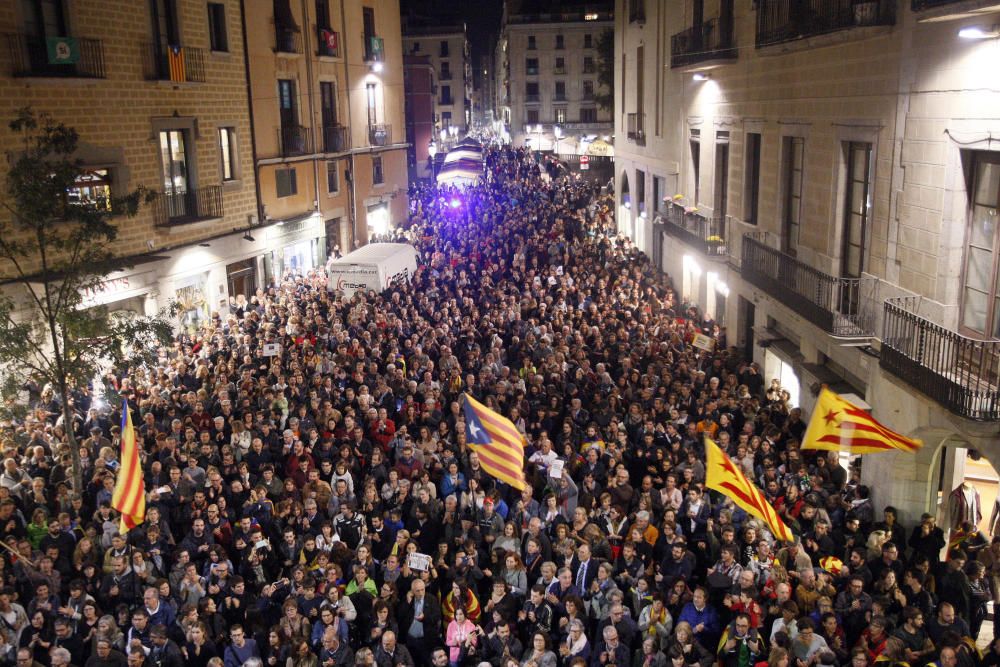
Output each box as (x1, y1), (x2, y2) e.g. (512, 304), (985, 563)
(81, 273), (151, 302)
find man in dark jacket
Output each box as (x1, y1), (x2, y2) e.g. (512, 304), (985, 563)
(146, 625), (184, 667)
(397, 580), (440, 665)
(482, 622), (524, 667)
(590, 624), (630, 667)
(374, 631), (415, 667)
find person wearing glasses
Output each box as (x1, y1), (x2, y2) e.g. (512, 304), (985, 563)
(720, 613), (761, 667)
(223, 625), (259, 667)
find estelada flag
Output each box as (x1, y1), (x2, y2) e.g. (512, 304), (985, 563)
(462, 393), (526, 490)
(705, 437), (795, 543)
(802, 388), (921, 454)
(111, 399), (145, 533)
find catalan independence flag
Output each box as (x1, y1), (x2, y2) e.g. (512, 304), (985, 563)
(167, 45), (185, 83)
(802, 388), (922, 454)
(462, 393), (526, 490)
(705, 437), (795, 543)
(111, 399), (145, 533)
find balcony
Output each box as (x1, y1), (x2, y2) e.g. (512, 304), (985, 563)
(756, 0), (895, 48)
(142, 43), (206, 82)
(582, 91), (595, 101)
(369, 123), (391, 147)
(671, 18), (737, 68)
(525, 94), (541, 103)
(364, 35), (384, 63)
(629, 0), (646, 23)
(440, 96), (455, 105)
(882, 297), (1000, 421)
(153, 185), (224, 226)
(741, 234), (877, 336)
(322, 125), (348, 153)
(626, 112), (645, 145)
(6, 33), (106, 78)
(526, 66), (539, 75)
(317, 28), (340, 57)
(660, 203), (728, 258)
(274, 26), (302, 54)
(277, 125), (312, 156)
(554, 94), (567, 102)
(439, 71), (453, 80)
(554, 66), (566, 75)
(583, 63), (596, 73)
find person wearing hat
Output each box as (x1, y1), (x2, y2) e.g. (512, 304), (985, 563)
(937, 550), (973, 623)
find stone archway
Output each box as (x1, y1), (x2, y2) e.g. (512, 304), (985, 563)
(861, 428), (976, 528)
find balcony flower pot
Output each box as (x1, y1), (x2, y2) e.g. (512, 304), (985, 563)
(854, 1), (879, 26)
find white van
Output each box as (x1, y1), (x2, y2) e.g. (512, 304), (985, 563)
(326, 243), (418, 297)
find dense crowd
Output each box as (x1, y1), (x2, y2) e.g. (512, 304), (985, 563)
(0, 146), (996, 667)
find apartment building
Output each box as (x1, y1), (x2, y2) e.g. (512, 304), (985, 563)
(246, 0), (408, 266)
(500, 0), (613, 155)
(0, 0), (259, 327)
(403, 54), (436, 179)
(615, 0), (1000, 522)
(402, 25), (473, 139)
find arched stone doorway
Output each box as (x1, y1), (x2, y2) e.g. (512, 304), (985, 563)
(861, 428), (996, 539)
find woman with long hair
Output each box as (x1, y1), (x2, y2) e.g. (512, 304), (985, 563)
(442, 580), (481, 624)
(183, 622), (219, 667)
(285, 639), (317, 667)
(445, 606), (478, 667)
(262, 626), (289, 667)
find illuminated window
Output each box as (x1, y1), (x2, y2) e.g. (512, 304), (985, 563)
(66, 168), (112, 210)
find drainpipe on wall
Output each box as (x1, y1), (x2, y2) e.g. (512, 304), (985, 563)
(239, 0), (265, 228)
(339, 0), (360, 250)
(302, 0), (323, 230)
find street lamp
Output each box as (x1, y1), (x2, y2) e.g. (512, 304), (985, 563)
(553, 125), (563, 154)
(428, 141), (438, 158)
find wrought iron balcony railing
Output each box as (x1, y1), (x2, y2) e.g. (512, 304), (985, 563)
(626, 112), (645, 145)
(274, 26), (302, 54)
(278, 125), (312, 157)
(369, 123), (391, 147)
(142, 42), (206, 82)
(670, 17), (737, 68)
(660, 203), (728, 257)
(881, 296), (1000, 421)
(741, 234), (877, 336)
(153, 185), (224, 226)
(912, 0), (965, 8)
(6, 33), (106, 78)
(525, 93), (540, 103)
(317, 28), (340, 57)
(322, 125), (348, 153)
(756, 0), (896, 48)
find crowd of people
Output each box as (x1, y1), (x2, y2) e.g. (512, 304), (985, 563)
(1, 146), (997, 667)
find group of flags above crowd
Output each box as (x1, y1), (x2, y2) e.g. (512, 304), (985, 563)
(110, 363), (922, 544)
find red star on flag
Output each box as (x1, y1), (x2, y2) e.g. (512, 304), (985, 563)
(823, 409), (839, 426)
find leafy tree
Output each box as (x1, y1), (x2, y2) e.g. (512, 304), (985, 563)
(594, 28), (614, 113)
(0, 109), (174, 493)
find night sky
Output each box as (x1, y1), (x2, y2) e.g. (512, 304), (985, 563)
(400, 0), (505, 64)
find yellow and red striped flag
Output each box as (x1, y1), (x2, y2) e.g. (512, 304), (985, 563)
(111, 399), (145, 533)
(167, 45), (185, 82)
(462, 393), (526, 490)
(705, 437), (795, 543)
(802, 388), (921, 454)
